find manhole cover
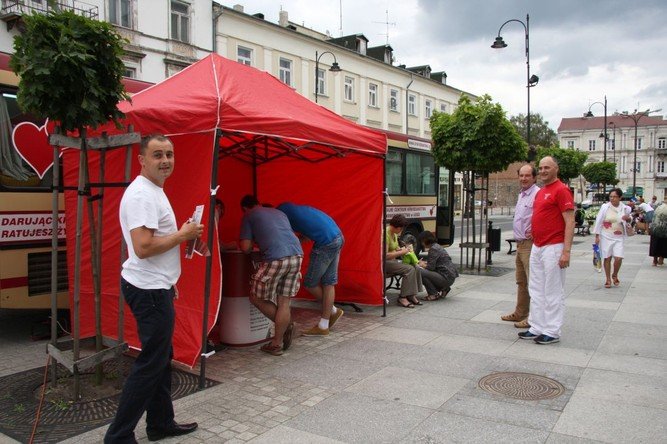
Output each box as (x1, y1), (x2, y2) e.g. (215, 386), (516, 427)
(478, 372), (565, 400)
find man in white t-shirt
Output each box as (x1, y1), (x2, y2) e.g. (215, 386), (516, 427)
(105, 134), (203, 444)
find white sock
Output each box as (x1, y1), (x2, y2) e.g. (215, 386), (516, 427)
(318, 318), (329, 329)
(330, 306), (338, 316)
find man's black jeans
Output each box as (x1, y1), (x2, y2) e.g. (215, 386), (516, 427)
(104, 278), (176, 444)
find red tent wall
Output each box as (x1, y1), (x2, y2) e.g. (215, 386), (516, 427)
(216, 153), (384, 305)
(63, 133), (222, 367)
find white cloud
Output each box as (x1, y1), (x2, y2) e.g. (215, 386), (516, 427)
(220, 1), (667, 130)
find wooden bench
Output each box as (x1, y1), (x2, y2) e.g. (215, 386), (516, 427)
(506, 238), (517, 255)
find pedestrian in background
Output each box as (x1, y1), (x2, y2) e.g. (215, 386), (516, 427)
(593, 188), (632, 287)
(650, 200), (667, 266)
(501, 164), (539, 329)
(519, 156), (574, 345)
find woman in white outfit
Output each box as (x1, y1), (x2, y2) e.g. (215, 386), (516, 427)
(593, 188), (632, 288)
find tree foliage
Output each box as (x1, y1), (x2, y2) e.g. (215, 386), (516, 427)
(581, 162), (619, 186)
(10, 10), (129, 132)
(536, 147), (588, 183)
(510, 113), (558, 149)
(430, 95), (526, 173)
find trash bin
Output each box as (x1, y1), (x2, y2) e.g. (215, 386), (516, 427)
(488, 226), (501, 252)
(219, 250), (272, 347)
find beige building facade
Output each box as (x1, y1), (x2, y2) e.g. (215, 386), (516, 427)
(213, 4), (471, 139)
(558, 115), (667, 201)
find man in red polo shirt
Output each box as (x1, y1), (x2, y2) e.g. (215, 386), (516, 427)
(519, 156), (575, 345)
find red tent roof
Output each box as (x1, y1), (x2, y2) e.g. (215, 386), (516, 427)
(118, 53), (387, 155)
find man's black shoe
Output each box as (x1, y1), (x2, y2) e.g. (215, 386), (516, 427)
(147, 422), (198, 441)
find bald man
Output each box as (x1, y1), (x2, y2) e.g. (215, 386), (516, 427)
(518, 156), (574, 345)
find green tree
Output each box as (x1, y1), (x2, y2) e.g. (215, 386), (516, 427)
(581, 162), (618, 187)
(509, 113), (558, 149)
(430, 94), (527, 173)
(10, 10), (128, 132)
(536, 147), (588, 183)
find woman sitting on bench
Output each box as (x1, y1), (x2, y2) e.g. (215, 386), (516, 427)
(386, 214), (423, 308)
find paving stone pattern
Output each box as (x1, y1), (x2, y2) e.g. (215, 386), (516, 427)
(1, 219), (666, 443)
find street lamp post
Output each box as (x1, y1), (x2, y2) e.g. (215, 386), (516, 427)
(585, 96), (608, 162)
(608, 121), (616, 164)
(314, 50), (341, 103)
(492, 14), (539, 155)
(621, 108), (662, 195)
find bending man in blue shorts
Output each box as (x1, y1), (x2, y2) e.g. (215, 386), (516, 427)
(278, 202), (344, 336)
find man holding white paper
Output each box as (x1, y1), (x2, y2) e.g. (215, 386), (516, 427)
(105, 134), (203, 443)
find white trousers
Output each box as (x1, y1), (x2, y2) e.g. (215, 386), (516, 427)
(527, 243), (566, 338)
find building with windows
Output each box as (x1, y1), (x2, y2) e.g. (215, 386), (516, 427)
(213, 4), (476, 229)
(1, 0), (215, 80)
(0, 1), (479, 240)
(558, 115), (667, 200)
(213, 5), (470, 139)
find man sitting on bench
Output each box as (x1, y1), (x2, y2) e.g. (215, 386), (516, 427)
(574, 204), (588, 235)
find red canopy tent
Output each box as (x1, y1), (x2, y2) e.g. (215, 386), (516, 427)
(62, 54), (387, 367)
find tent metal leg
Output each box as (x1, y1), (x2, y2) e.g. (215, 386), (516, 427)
(199, 129), (222, 390)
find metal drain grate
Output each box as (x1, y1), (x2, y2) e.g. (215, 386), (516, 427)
(0, 356), (218, 443)
(478, 372), (565, 400)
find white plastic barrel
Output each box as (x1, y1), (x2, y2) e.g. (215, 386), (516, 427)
(219, 250), (272, 346)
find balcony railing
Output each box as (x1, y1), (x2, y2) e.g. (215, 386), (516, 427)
(1, 0), (98, 23)
(656, 171), (667, 179)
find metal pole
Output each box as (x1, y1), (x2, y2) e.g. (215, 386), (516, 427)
(525, 14), (531, 150)
(612, 124), (616, 164)
(315, 51), (319, 103)
(633, 117), (638, 193)
(603, 96), (608, 162)
(199, 129), (221, 389)
(382, 159), (387, 317)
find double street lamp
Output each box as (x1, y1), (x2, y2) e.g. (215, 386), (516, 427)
(584, 96), (608, 162)
(492, 14), (539, 155)
(621, 108), (662, 194)
(314, 50), (341, 103)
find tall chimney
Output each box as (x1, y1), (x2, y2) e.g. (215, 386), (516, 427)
(279, 10), (289, 27)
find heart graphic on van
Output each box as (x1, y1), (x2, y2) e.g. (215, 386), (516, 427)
(12, 120), (59, 179)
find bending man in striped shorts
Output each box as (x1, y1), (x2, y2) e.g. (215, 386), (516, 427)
(239, 195), (303, 356)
